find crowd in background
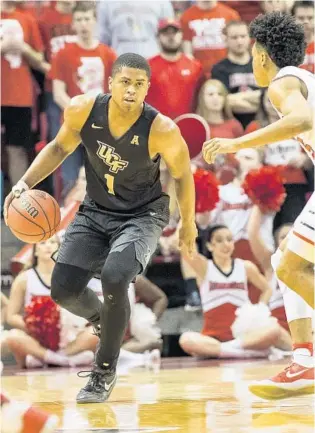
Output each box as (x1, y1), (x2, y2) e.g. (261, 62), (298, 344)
(1, 0), (314, 366)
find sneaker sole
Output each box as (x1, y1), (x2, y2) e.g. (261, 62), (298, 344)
(249, 383), (315, 400)
(76, 375), (117, 404)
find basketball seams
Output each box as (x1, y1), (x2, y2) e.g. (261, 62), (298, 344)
(10, 228), (48, 238)
(29, 193), (52, 238)
(51, 196), (57, 235)
(10, 203), (46, 236)
(8, 190), (61, 244)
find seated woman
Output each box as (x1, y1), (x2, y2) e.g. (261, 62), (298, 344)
(178, 225), (284, 359)
(5, 235), (95, 368)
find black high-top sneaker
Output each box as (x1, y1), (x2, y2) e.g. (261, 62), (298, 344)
(76, 364), (117, 404)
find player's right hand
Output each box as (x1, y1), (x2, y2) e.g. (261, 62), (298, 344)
(3, 181), (29, 225)
(178, 221), (198, 257)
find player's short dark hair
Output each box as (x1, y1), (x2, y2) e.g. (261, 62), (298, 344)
(223, 20), (248, 36)
(111, 53), (151, 79)
(72, 1), (96, 18)
(249, 12), (306, 68)
(292, 1), (314, 15)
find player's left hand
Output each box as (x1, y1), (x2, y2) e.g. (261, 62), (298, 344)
(203, 138), (237, 164)
(178, 221), (198, 256)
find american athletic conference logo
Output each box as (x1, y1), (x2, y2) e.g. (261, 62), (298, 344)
(97, 141), (129, 174)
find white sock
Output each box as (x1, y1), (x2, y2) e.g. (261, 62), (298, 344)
(44, 350), (70, 366)
(220, 339), (269, 359)
(293, 348), (314, 368)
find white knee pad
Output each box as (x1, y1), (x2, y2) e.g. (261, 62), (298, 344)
(271, 249), (313, 322)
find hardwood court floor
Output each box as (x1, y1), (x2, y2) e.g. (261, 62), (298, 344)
(2, 358), (314, 433)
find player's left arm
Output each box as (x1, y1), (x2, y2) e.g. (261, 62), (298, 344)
(203, 76), (313, 162)
(150, 115), (197, 255)
(244, 260), (272, 304)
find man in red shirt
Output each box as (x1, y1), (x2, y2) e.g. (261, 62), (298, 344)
(1, 1), (45, 186)
(180, 0), (240, 73)
(38, 1), (76, 142)
(292, 0), (314, 73)
(146, 19), (203, 119)
(51, 1), (116, 197)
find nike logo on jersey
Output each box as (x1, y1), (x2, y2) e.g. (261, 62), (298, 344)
(286, 368), (310, 379)
(92, 123), (103, 129)
(104, 377), (116, 391)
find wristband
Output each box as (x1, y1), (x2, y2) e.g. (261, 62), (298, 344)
(12, 180), (30, 198)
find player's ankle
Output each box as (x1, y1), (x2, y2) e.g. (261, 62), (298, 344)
(292, 343), (314, 368)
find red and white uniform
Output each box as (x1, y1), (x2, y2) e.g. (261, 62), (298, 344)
(211, 183), (275, 248)
(272, 66), (315, 263)
(269, 273), (289, 332)
(24, 268), (51, 307)
(200, 258), (249, 342)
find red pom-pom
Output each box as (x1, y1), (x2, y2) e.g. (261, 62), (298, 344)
(242, 166), (286, 212)
(193, 168), (220, 213)
(24, 296), (60, 351)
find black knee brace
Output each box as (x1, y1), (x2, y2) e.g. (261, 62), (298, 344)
(100, 244), (141, 303)
(51, 262), (93, 308)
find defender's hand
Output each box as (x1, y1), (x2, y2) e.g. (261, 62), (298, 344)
(178, 221), (198, 256)
(203, 138), (236, 164)
(3, 181), (29, 225)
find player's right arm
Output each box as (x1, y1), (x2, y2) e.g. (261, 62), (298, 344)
(3, 93), (96, 224)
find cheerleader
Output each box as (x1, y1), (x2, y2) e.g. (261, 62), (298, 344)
(5, 235), (95, 368)
(178, 225), (282, 359)
(195, 148), (275, 304)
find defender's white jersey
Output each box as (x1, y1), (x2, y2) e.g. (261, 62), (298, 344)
(272, 66), (315, 164)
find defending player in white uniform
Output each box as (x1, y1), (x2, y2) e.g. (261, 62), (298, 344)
(203, 12), (314, 399)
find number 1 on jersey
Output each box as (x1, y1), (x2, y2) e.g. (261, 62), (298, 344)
(104, 174), (115, 195)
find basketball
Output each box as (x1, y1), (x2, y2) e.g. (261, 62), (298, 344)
(7, 190), (61, 244)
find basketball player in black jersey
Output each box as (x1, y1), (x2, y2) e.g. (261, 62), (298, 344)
(4, 53), (197, 404)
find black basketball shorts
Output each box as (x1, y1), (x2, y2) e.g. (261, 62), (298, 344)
(56, 194), (170, 274)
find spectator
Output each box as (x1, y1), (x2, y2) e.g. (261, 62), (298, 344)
(246, 91), (310, 229)
(221, 1), (262, 24)
(293, 0), (314, 73)
(194, 78), (244, 181)
(260, 0), (296, 14)
(180, 0), (240, 73)
(97, 1), (174, 58)
(38, 0), (77, 142)
(172, 1), (192, 19)
(196, 79), (244, 140)
(178, 225), (284, 359)
(146, 19), (203, 119)
(1, 0), (45, 186)
(5, 236), (95, 368)
(51, 1), (116, 198)
(212, 21), (260, 129)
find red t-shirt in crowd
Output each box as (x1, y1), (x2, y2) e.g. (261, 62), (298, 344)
(1, 9), (44, 107)
(146, 54), (203, 119)
(221, 1), (262, 23)
(209, 118), (244, 139)
(50, 42), (117, 97)
(180, 3), (240, 72)
(300, 41), (315, 74)
(38, 7), (76, 91)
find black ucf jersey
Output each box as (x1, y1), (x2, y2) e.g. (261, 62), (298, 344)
(80, 94), (164, 212)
